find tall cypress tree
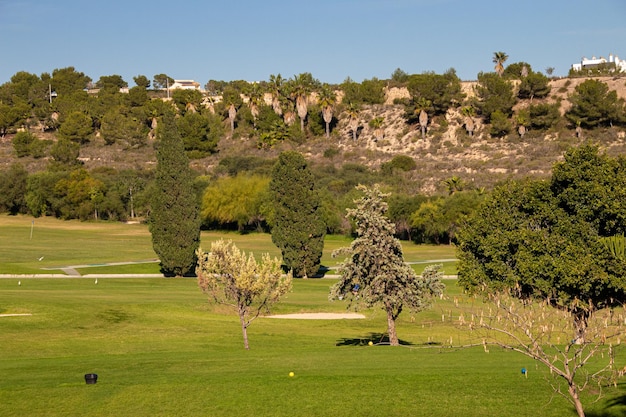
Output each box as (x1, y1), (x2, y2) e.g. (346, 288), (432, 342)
(149, 111), (200, 276)
(270, 151), (325, 277)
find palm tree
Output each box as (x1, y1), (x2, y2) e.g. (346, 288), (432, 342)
(345, 103), (360, 141)
(317, 85), (336, 138)
(246, 83), (263, 128)
(289, 73), (314, 132)
(268, 74), (284, 117)
(228, 104), (237, 133)
(493, 51), (509, 76)
(461, 106), (476, 137)
(443, 176), (465, 195)
(415, 97), (431, 138)
(369, 116), (385, 141)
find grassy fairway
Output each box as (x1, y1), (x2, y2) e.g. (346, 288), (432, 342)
(1, 278), (624, 417)
(0, 215), (457, 275)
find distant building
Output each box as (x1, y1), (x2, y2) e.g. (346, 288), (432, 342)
(571, 53), (626, 72)
(169, 80), (201, 90)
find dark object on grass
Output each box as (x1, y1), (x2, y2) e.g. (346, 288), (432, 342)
(84, 373), (98, 384)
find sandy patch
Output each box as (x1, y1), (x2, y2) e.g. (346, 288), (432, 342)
(266, 313), (365, 320)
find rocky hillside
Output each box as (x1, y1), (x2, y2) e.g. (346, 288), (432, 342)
(1, 77), (625, 194)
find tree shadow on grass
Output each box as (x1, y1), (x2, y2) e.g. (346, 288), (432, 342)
(584, 388), (626, 417)
(336, 332), (425, 347)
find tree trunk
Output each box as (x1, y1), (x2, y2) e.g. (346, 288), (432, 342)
(386, 308), (399, 346)
(239, 306), (250, 350)
(568, 383), (586, 417)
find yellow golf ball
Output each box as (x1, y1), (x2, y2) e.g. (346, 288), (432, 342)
(368, 341), (373, 346)
(289, 372), (294, 377)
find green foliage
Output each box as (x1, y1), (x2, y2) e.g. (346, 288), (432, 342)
(196, 239), (292, 349)
(502, 61), (532, 79)
(176, 112), (221, 157)
(51, 66), (92, 95)
(565, 79), (625, 128)
(380, 155), (417, 174)
(340, 77), (385, 105)
(152, 73), (174, 90)
(101, 108), (148, 148)
(0, 163), (28, 214)
(133, 75), (151, 88)
(49, 138), (80, 166)
(58, 111), (93, 143)
(12, 131), (37, 157)
(330, 185), (444, 345)
(528, 102), (560, 130)
(96, 74), (128, 91)
(517, 72), (551, 100)
(457, 144), (626, 317)
(405, 69), (464, 119)
(489, 110), (512, 137)
(475, 72), (516, 121)
(149, 112), (201, 276)
(270, 151), (326, 277)
(171, 89), (203, 114)
(600, 234), (625, 260)
(201, 174), (270, 231)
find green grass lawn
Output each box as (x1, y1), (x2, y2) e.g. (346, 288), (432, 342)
(1, 215), (624, 416)
(0, 215), (457, 275)
(1, 277), (624, 417)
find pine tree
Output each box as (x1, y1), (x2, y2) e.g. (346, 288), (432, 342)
(149, 111), (200, 276)
(270, 151), (325, 277)
(330, 185), (444, 346)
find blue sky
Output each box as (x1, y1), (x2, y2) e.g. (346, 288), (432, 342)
(1, 0), (625, 86)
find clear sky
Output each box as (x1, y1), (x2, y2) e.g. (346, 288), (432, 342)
(1, 0), (625, 86)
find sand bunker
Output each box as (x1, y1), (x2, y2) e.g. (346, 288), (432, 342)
(267, 313), (365, 319)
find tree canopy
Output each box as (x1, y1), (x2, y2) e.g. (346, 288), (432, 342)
(270, 151), (325, 277)
(330, 185), (444, 346)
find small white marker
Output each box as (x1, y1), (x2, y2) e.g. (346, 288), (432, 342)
(18, 281), (21, 286)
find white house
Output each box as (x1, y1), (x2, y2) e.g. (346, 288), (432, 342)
(169, 80), (201, 90)
(571, 53), (626, 72)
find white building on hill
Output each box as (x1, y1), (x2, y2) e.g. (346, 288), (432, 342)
(571, 54), (626, 72)
(169, 80), (201, 90)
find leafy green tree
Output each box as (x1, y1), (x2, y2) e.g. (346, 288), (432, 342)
(390, 67), (409, 84)
(517, 72), (551, 101)
(196, 239), (292, 350)
(51, 67), (91, 95)
(58, 111), (93, 143)
(502, 61), (532, 79)
(565, 79), (625, 128)
(133, 75), (151, 89)
(152, 74), (174, 90)
(457, 144), (626, 342)
(456, 148), (626, 416)
(176, 112), (220, 157)
(49, 138), (80, 166)
(12, 131), (37, 157)
(288, 73), (319, 132)
(100, 108), (148, 148)
(128, 86), (149, 107)
(172, 89), (203, 115)
(270, 151), (326, 277)
(410, 199), (446, 244)
(475, 72), (516, 122)
(96, 75), (128, 91)
(405, 69), (463, 117)
(149, 112), (201, 277)
(25, 170), (68, 217)
(489, 110), (512, 137)
(0, 163), (28, 214)
(330, 185), (444, 346)
(387, 193), (427, 241)
(201, 174), (270, 231)
(528, 103), (560, 130)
